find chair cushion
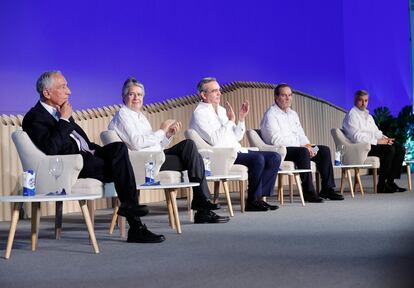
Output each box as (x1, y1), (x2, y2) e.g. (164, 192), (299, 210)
(280, 161), (295, 170)
(72, 178), (104, 196)
(364, 156), (380, 169)
(158, 171), (183, 184)
(229, 164), (248, 180)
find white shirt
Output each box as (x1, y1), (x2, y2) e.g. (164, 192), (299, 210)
(260, 104), (310, 147)
(108, 105), (171, 151)
(342, 106), (383, 145)
(189, 101), (246, 153)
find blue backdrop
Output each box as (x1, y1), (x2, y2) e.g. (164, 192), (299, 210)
(0, 0), (411, 115)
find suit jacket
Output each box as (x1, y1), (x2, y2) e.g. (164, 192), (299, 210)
(22, 101), (100, 155)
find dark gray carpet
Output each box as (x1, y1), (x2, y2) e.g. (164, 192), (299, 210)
(1, 175), (414, 288)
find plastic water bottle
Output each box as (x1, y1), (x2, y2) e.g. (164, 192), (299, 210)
(23, 170), (36, 196)
(203, 156), (212, 176)
(334, 150), (341, 166)
(145, 154), (156, 183)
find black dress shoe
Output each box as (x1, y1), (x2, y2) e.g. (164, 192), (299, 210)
(194, 210), (230, 224)
(245, 200), (269, 211)
(260, 200), (279, 210)
(377, 183), (395, 193)
(304, 195), (324, 203)
(319, 190), (344, 200)
(118, 202), (149, 218)
(388, 182), (407, 192)
(127, 225), (165, 243)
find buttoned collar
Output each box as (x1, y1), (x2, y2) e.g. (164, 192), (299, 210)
(40, 101), (59, 121)
(273, 103), (291, 114)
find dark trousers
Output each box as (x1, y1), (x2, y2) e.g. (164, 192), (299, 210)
(285, 145), (335, 196)
(160, 139), (211, 208)
(234, 151), (281, 202)
(78, 142), (137, 204)
(368, 143), (405, 186)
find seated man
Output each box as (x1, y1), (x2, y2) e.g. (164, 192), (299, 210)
(342, 90), (406, 193)
(23, 71), (164, 244)
(108, 77), (229, 224)
(190, 77), (281, 212)
(260, 83), (344, 202)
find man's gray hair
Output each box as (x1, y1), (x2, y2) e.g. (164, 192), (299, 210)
(36, 70), (62, 99)
(197, 77), (217, 94)
(354, 89), (369, 102)
(122, 77), (145, 99)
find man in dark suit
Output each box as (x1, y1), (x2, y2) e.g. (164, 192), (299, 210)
(23, 71), (165, 243)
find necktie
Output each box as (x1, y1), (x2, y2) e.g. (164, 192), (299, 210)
(72, 130), (95, 154)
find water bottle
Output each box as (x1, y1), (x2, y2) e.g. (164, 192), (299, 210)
(23, 170), (36, 196)
(334, 150), (341, 166)
(203, 155), (212, 176)
(335, 145), (344, 166)
(145, 154), (156, 183)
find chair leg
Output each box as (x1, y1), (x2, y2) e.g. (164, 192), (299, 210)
(186, 187), (194, 222)
(294, 174), (305, 206)
(278, 175), (284, 205)
(345, 169), (354, 198)
(315, 172), (321, 193)
(222, 180), (234, 217)
(5, 202), (22, 260)
(78, 200), (100, 254)
(164, 190), (175, 230)
(31, 202), (41, 252)
(166, 189), (182, 234)
(109, 198), (119, 235)
(87, 200), (95, 229)
(340, 169), (345, 194)
(213, 181), (220, 204)
(373, 168), (378, 193)
(239, 180), (245, 213)
(55, 201), (63, 240)
(289, 175), (293, 203)
(354, 168), (364, 196)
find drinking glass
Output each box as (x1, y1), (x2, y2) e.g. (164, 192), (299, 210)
(49, 157), (64, 194)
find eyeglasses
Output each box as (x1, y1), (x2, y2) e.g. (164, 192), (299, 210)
(127, 92), (144, 98)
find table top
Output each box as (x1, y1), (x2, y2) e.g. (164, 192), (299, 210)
(333, 164), (372, 168)
(206, 174), (242, 181)
(0, 193), (102, 203)
(278, 169), (312, 175)
(137, 182), (200, 190)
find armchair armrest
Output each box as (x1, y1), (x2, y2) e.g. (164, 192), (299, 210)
(128, 150), (166, 184)
(200, 147), (237, 175)
(341, 142), (371, 165)
(36, 154), (83, 195)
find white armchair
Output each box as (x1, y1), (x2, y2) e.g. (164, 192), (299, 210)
(184, 129), (248, 212)
(100, 130), (183, 236)
(12, 129), (103, 239)
(246, 129), (320, 204)
(331, 128), (380, 193)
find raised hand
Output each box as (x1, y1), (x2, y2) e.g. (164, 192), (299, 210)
(160, 119), (176, 132)
(166, 120), (182, 138)
(225, 101), (236, 122)
(58, 101), (72, 119)
(239, 99), (249, 121)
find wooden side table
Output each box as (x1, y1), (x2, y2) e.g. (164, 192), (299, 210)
(334, 164), (373, 197)
(109, 182), (199, 236)
(277, 169), (312, 206)
(0, 193), (101, 260)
